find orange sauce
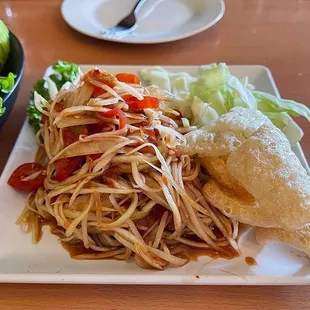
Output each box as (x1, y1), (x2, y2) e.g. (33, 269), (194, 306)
(178, 245), (239, 261)
(38, 215), (241, 262)
(61, 240), (98, 258)
(245, 256), (257, 266)
(38, 217), (98, 259)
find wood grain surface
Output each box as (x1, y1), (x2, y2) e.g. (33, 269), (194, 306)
(0, 0), (309, 309)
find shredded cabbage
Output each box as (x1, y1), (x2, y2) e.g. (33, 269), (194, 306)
(140, 63), (310, 146)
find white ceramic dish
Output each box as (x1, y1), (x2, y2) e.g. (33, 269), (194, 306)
(61, 0), (225, 44)
(0, 65), (309, 285)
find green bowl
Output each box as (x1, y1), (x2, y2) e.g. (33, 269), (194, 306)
(0, 31), (24, 128)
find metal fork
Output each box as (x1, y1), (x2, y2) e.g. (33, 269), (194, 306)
(101, 0), (146, 38)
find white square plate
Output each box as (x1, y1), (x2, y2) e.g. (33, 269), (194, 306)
(0, 65), (309, 285)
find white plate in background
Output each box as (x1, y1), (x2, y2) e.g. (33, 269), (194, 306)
(0, 65), (309, 284)
(61, 0), (225, 44)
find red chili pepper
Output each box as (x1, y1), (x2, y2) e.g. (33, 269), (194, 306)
(54, 157), (82, 182)
(122, 95), (159, 111)
(8, 162), (45, 192)
(98, 109), (126, 129)
(115, 73), (141, 84)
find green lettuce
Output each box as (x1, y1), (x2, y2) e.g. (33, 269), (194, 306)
(0, 98), (5, 117)
(263, 111), (304, 146)
(0, 72), (16, 93)
(0, 72), (16, 117)
(140, 63), (310, 146)
(27, 60), (80, 132)
(254, 91), (310, 121)
(0, 20), (10, 72)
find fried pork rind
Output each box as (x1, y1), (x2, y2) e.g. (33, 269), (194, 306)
(256, 225), (310, 257)
(200, 156), (247, 194)
(227, 123), (310, 230)
(180, 105), (310, 255)
(202, 179), (278, 226)
(207, 106), (272, 138)
(179, 130), (242, 157)
(193, 107), (310, 231)
(178, 107), (272, 157)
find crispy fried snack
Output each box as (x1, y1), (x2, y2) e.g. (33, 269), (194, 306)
(256, 225), (310, 257)
(203, 123), (310, 230)
(178, 107), (272, 157)
(179, 107), (310, 231)
(200, 156), (247, 194)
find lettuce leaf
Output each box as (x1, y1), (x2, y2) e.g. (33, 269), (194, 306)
(27, 60), (80, 132)
(254, 91), (310, 121)
(0, 72), (16, 118)
(191, 96), (219, 127)
(190, 63), (257, 110)
(263, 112), (304, 146)
(0, 72), (16, 93)
(140, 63), (309, 146)
(0, 98), (5, 117)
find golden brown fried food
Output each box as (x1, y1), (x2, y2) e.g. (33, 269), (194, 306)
(179, 130), (242, 157)
(206, 106), (272, 138)
(178, 107), (272, 157)
(256, 225), (310, 257)
(194, 107), (310, 231)
(203, 179), (279, 228)
(226, 123), (310, 230)
(200, 156), (247, 194)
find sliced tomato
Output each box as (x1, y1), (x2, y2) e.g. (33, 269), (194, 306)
(115, 73), (141, 84)
(98, 109), (126, 129)
(86, 123), (102, 135)
(92, 86), (107, 98)
(54, 157), (82, 182)
(80, 128), (89, 136)
(86, 122), (109, 135)
(63, 129), (78, 147)
(123, 95), (159, 111)
(54, 103), (64, 112)
(40, 114), (48, 124)
(8, 162), (45, 192)
(89, 153), (102, 160)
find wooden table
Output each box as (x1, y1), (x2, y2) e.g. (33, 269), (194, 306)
(0, 0), (309, 309)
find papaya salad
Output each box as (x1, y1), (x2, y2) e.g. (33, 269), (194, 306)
(7, 68), (240, 270)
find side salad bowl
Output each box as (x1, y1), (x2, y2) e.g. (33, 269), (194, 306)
(0, 31), (24, 128)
